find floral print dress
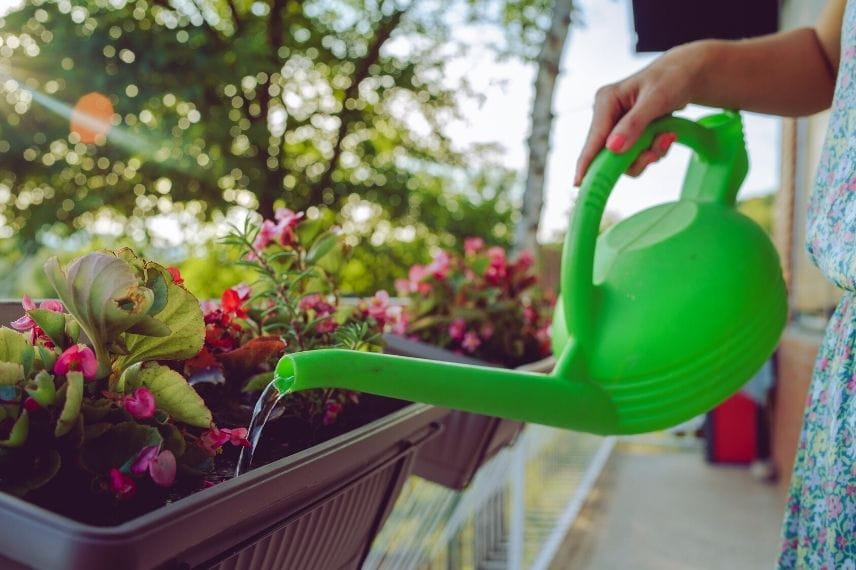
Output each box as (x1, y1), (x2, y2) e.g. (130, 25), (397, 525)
(779, 1), (856, 567)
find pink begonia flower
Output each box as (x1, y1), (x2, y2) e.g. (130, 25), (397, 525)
(108, 468), (136, 501)
(322, 401), (343, 426)
(123, 387), (156, 419)
(54, 344), (98, 380)
(486, 246), (506, 264)
(274, 208), (304, 247)
(10, 295), (64, 335)
(480, 322), (495, 340)
(425, 251), (451, 280)
(464, 237), (484, 256)
(461, 331), (481, 353)
(199, 426), (251, 454)
(448, 318), (466, 341)
(131, 446), (176, 487)
(516, 250), (534, 270)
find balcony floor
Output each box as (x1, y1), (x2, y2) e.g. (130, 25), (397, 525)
(551, 437), (786, 570)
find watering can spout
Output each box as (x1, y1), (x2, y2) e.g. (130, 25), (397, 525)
(274, 347), (620, 435)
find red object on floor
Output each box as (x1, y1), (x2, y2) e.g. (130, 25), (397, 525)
(705, 393), (758, 464)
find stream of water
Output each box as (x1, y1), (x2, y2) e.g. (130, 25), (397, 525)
(235, 377), (293, 477)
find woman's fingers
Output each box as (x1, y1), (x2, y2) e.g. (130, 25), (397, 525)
(574, 85), (625, 186)
(626, 132), (676, 177)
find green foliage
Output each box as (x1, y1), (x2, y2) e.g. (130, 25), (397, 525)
(0, 0), (542, 270)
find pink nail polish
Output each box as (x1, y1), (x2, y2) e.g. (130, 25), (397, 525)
(606, 133), (626, 153)
(658, 133), (677, 152)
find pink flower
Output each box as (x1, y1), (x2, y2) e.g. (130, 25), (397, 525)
(397, 265), (430, 295)
(274, 208), (304, 247)
(365, 290), (391, 322)
(123, 387), (156, 419)
(54, 344), (98, 380)
(224, 427), (251, 447)
(10, 295), (64, 344)
(480, 322), (494, 340)
(448, 318), (466, 341)
(315, 319), (338, 334)
(484, 247), (508, 285)
(322, 401), (343, 426)
(464, 237), (484, 256)
(199, 427), (230, 454)
(486, 246), (506, 265)
(167, 266), (184, 285)
(108, 468), (136, 501)
(425, 251), (451, 280)
(199, 425), (251, 455)
(516, 250), (534, 270)
(461, 331), (481, 353)
(299, 293), (335, 317)
(248, 219), (279, 259)
(385, 305), (407, 335)
(131, 445), (176, 487)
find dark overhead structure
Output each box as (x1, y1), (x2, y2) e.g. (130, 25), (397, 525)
(632, 0), (780, 53)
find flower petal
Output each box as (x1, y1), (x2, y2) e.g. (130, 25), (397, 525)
(9, 316), (34, 331)
(131, 445), (160, 475)
(149, 450), (176, 487)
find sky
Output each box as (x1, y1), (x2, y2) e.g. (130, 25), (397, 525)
(443, 0), (780, 242)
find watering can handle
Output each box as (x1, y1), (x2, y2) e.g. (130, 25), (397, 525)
(559, 111), (748, 373)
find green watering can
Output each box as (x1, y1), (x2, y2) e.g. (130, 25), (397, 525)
(272, 110), (787, 435)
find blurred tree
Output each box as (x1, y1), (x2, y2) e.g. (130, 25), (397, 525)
(0, 0), (553, 293)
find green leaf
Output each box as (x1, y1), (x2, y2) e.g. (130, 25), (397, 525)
(0, 411), (29, 448)
(25, 371), (56, 408)
(36, 345), (58, 373)
(145, 268), (170, 316)
(242, 371), (274, 393)
(0, 362), (23, 385)
(125, 315), (171, 337)
(0, 449), (61, 497)
(27, 309), (66, 348)
(117, 278), (204, 371)
(64, 317), (81, 344)
(0, 327), (28, 364)
(158, 423), (186, 459)
(44, 253), (155, 371)
(81, 421), (162, 474)
(130, 363), (212, 427)
(306, 231), (339, 264)
(55, 371), (84, 437)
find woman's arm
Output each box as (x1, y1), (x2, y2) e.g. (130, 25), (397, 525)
(574, 0), (845, 186)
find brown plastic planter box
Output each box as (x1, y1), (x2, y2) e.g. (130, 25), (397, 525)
(383, 334), (529, 490)
(0, 301), (446, 570)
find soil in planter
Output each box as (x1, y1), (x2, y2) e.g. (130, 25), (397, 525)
(21, 389), (410, 527)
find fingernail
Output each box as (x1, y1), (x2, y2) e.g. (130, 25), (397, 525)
(658, 133), (677, 152)
(606, 133), (626, 153)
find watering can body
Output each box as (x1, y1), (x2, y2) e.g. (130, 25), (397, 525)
(274, 111), (787, 435)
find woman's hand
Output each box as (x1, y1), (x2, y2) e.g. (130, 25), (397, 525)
(573, 0), (843, 188)
(573, 43), (708, 186)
